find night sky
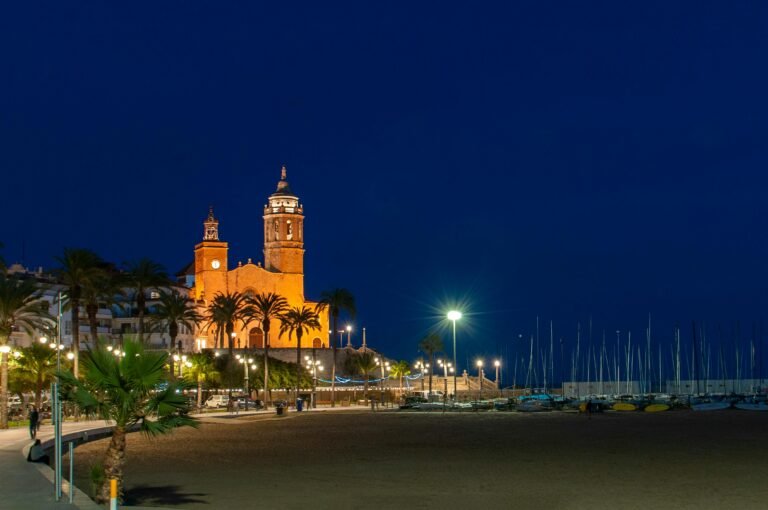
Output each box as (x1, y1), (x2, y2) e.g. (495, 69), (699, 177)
(3, 3), (768, 379)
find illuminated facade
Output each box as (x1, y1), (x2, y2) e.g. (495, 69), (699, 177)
(190, 167), (329, 349)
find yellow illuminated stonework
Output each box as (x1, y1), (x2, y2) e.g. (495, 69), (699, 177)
(191, 167), (329, 349)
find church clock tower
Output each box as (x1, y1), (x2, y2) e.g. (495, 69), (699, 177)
(263, 166), (305, 274)
(193, 207), (228, 301)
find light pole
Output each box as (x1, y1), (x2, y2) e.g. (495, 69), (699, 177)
(237, 355), (255, 410)
(415, 360), (425, 392)
(447, 311), (462, 399)
(231, 331), (237, 350)
(494, 359), (501, 388)
(476, 359), (484, 395)
(346, 325), (352, 348)
(305, 357), (323, 408)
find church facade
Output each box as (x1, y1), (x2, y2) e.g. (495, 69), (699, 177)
(190, 167), (330, 350)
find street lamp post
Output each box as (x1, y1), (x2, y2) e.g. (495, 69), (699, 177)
(494, 359), (501, 389)
(305, 357), (323, 408)
(415, 360), (425, 392)
(447, 311), (462, 400)
(477, 359), (484, 395)
(346, 325), (352, 348)
(237, 355), (255, 410)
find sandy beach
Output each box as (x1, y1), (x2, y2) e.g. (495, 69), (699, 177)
(67, 410), (768, 509)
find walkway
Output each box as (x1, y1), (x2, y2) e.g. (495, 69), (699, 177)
(0, 420), (109, 509)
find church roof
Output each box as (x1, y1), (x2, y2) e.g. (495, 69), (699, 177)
(271, 165), (296, 197)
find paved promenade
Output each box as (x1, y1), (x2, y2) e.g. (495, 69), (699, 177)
(0, 420), (110, 509)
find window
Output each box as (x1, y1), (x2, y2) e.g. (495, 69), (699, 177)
(150, 291), (160, 299)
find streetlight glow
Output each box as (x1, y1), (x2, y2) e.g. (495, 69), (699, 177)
(39, 337), (48, 344)
(447, 310), (462, 400)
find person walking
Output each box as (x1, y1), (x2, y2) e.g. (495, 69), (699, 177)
(29, 406), (40, 439)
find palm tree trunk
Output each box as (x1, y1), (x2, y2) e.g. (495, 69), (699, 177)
(226, 323), (234, 356)
(71, 297), (80, 378)
(169, 329), (177, 378)
(97, 425), (126, 504)
(36, 375), (43, 409)
(330, 314), (338, 407)
(137, 292), (146, 345)
(0, 351), (8, 429)
(295, 331), (302, 402)
(428, 353), (434, 395)
(86, 304), (99, 346)
(197, 378), (203, 410)
(263, 326), (270, 410)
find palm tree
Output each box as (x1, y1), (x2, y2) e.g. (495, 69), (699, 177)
(184, 352), (219, 409)
(150, 290), (202, 377)
(245, 292), (287, 409)
(390, 360), (411, 397)
(14, 343), (57, 408)
(56, 248), (103, 378)
(419, 333), (444, 396)
(59, 340), (197, 504)
(82, 265), (123, 346)
(355, 351), (378, 399)
(315, 289), (355, 407)
(123, 258), (170, 345)
(205, 292), (249, 355)
(0, 274), (52, 428)
(279, 306), (321, 400)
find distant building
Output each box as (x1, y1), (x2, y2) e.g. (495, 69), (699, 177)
(5, 263), (194, 352)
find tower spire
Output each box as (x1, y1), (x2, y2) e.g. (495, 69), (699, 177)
(281, 165), (287, 180)
(203, 206), (219, 241)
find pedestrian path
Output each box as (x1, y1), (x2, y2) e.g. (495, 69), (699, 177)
(0, 420), (110, 509)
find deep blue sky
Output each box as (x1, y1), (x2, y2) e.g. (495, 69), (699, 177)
(3, 3), (768, 381)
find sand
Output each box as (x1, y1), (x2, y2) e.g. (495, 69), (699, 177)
(67, 410), (768, 509)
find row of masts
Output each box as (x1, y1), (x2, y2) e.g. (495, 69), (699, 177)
(506, 315), (765, 395)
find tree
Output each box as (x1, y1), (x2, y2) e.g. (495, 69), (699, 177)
(389, 360), (411, 397)
(149, 290), (202, 377)
(315, 288), (355, 407)
(279, 306), (321, 400)
(0, 274), (53, 428)
(354, 351), (378, 399)
(123, 258), (170, 345)
(184, 352), (219, 409)
(419, 333), (444, 396)
(205, 292), (248, 355)
(81, 265), (123, 346)
(56, 248), (103, 378)
(14, 343), (57, 408)
(244, 292), (287, 409)
(59, 340), (197, 503)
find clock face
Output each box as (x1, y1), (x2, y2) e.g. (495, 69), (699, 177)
(211, 259), (221, 269)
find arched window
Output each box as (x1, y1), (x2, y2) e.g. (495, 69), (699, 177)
(312, 337), (322, 349)
(249, 327), (264, 348)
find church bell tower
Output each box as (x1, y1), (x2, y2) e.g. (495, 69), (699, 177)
(193, 206), (228, 301)
(263, 166), (305, 274)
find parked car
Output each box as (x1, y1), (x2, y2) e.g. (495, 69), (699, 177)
(235, 398), (264, 410)
(204, 395), (230, 408)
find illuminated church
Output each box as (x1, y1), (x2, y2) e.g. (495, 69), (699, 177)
(188, 167), (330, 350)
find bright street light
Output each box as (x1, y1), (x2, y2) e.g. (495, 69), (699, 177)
(447, 310), (462, 399)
